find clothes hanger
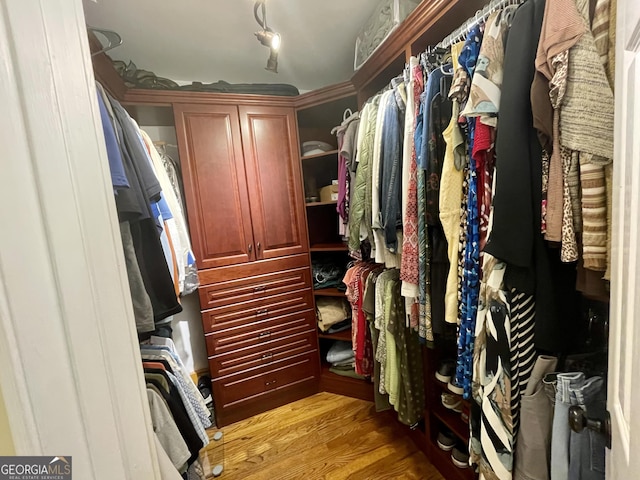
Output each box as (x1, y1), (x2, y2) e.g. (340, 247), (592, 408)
(88, 26), (123, 57)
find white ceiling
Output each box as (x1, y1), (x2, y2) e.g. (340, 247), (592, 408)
(83, 0), (381, 92)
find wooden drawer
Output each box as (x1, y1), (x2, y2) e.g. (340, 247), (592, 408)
(199, 267), (311, 310)
(208, 329), (317, 377)
(201, 288), (314, 334)
(197, 254), (309, 286)
(205, 309), (315, 355)
(211, 350), (320, 409)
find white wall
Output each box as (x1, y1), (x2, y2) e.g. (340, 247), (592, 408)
(141, 126), (209, 376)
(0, 385), (14, 456)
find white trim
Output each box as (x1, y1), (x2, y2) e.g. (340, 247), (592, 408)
(0, 0), (159, 478)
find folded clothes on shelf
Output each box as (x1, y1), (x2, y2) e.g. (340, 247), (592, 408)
(312, 259), (346, 290)
(326, 318), (351, 333)
(317, 297), (350, 332)
(326, 340), (354, 364)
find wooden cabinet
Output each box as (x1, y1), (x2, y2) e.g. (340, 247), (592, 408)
(174, 100), (318, 427)
(174, 104), (254, 269)
(199, 257), (319, 426)
(175, 103), (307, 270)
(239, 105), (309, 260)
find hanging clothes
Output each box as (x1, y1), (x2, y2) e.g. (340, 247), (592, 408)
(141, 130), (199, 296)
(560, 0), (614, 272)
(455, 24), (483, 400)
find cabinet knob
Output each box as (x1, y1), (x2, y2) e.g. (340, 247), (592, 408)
(248, 243), (253, 253)
(568, 406), (612, 449)
(264, 379), (277, 387)
(257, 242), (261, 251)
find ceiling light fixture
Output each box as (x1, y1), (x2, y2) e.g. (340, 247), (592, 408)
(254, 0), (280, 73)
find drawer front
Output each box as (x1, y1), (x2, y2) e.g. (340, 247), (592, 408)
(211, 350), (320, 409)
(199, 267), (312, 310)
(205, 309), (315, 355)
(201, 288), (314, 334)
(197, 254), (309, 286)
(208, 329), (317, 377)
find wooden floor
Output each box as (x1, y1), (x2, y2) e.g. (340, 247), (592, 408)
(200, 392), (444, 480)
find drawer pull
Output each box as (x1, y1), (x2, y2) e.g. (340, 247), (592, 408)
(264, 379), (277, 386)
(256, 308), (268, 316)
(258, 331), (271, 338)
(253, 285), (266, 292)
(261, 353), (273, 360)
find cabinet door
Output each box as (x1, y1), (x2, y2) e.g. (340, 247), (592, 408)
(174, 104), (255, 269)
(239, 105), (309, 259)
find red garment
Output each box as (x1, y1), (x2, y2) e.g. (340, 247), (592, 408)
(343, 263), (374, 376)
(400, 65), (425, 286)
(355, 266), (373, 376)
(472, 121), (495, 252)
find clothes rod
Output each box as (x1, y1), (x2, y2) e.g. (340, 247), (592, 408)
(436, 0), (523, 48)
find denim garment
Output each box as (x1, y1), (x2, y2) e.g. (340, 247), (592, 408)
(380, 82), (405, 252)
(551, 372), (585, 480)
(418, 68), (445, 170)
(550, 373), (605, 480)
(568, 376), (605, 480)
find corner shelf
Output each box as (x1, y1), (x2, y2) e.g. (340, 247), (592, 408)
(310, 242), (348, 252)
(306, 200), (337, 207)
(427, 438), (477, 480)
(432, 402), (469, 445)
(313, 287), (346, 297)
(319, 363), (373, 402)
(317, 328), (352, 342)
(301, 149), (339, 161)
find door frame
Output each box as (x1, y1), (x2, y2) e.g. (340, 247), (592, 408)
(0, 0), (159, 478)
(606, 0), (640, 476)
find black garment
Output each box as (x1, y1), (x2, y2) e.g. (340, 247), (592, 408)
(106, 92), (182, 323)
(429, 224), (449, 336)
(426, 67), (453, 226)
(484, 0), (578, 352)
(131, 219), (183, 322)
(110, 109), (149, 222)
(109, 98), (162, 204)
(146, 378), (203, 463)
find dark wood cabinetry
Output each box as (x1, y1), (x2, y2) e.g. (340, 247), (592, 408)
(174, 103), (254, 269)
(239, 105), (309, 260)
(200, 257), (319, 426)
(175, 103), (307, 269)
(174, 100), (319, 427)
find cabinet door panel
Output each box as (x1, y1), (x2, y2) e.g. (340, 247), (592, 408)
(174, 104), (254, 269)
(239, 106), (308, 259)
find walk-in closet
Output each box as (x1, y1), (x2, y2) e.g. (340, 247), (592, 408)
(1, 0), (640, 479)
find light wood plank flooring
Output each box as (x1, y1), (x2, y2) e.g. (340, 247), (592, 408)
(200, 392), (444, 480)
